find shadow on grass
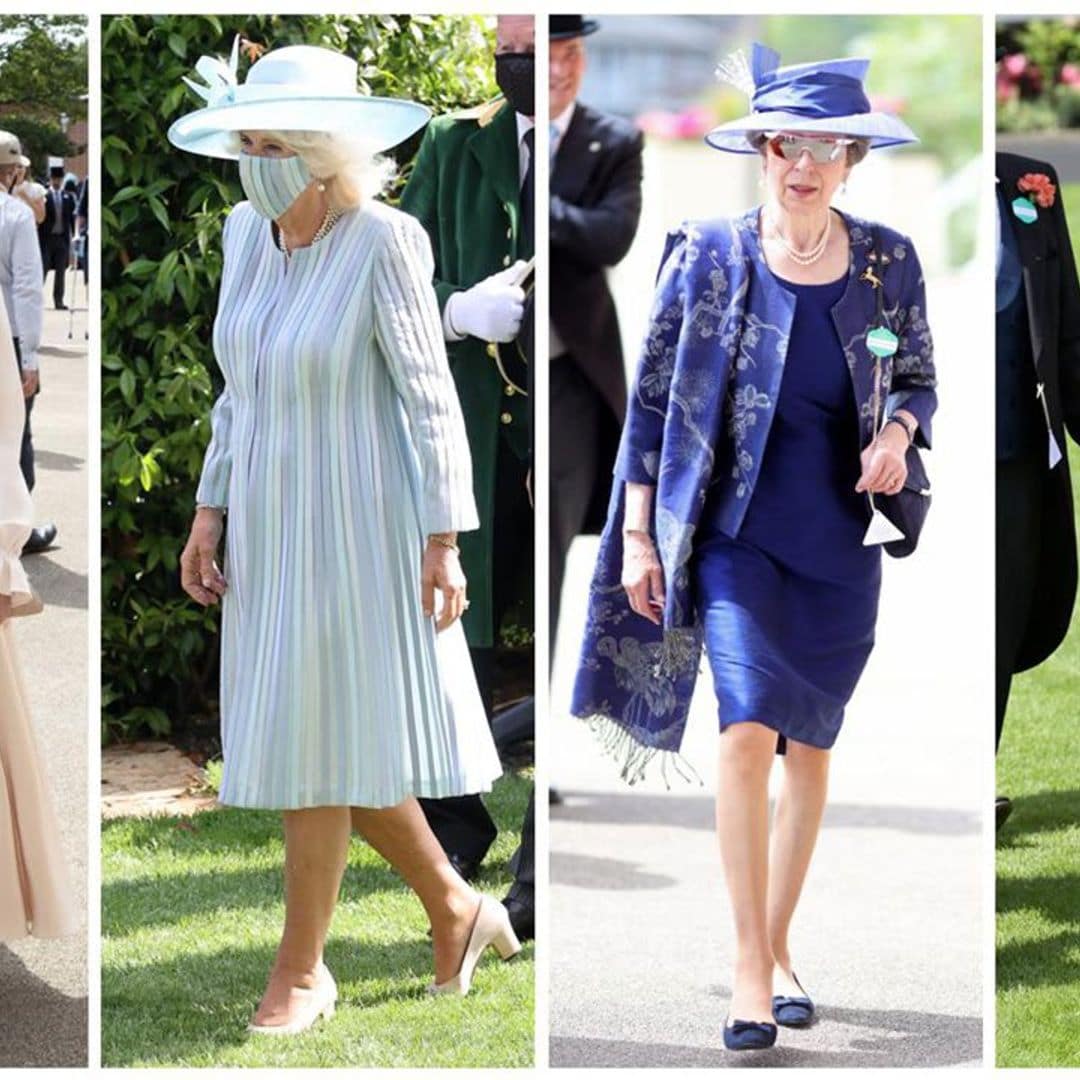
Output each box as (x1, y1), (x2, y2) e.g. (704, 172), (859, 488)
(996, 866), (1080, 993)
(551, 1001), (980, 1068)
(995, 788), (1080, 849)
(553, 790), (978, 837)
(102, 934), (534, 1067)
(0, 947), (87, 1067)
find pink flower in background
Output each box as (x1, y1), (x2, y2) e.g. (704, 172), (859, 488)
(1060, 62), (1080, 87)
(637, 106), (714, 140)
(1002, 53), (1028, 79)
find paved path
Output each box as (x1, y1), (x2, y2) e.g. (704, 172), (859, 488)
(0, 273), (88, 1067)
(998, 132), (1080, 182)
(549, 265), (985, 1067)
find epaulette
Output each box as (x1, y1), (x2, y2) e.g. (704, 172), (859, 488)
(445, 96), (507, 128)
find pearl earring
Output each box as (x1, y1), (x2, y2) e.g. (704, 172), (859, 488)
(317, 181), (327, 192)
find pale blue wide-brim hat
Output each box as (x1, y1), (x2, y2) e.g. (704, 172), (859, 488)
(167, 38), (431, 160)
(705, 43), (917, 154)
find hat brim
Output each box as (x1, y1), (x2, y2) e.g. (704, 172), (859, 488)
(705, 110), (917, 153)
(551, 19), (599, 39)
(167, 96), (432, 160)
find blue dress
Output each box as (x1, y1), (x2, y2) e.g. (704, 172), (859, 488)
(694, 273), (881, 751)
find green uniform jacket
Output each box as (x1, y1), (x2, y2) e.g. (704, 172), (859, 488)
(400, 99), (531, 647)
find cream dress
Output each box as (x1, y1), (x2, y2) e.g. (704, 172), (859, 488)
(0, 300), (74, 938)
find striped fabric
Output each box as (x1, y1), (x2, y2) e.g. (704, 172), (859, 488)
(196, 199), (501, 809)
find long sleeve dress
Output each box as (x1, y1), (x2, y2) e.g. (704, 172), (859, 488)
(0, 302), (75, 939)
(196, 199), (503, 809)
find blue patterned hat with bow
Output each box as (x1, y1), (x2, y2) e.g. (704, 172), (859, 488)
(167, 37), (431, 159)
(705, 42), (917, 154)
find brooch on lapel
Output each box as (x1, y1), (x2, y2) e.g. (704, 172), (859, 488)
(1013, 172), (1056, 225)
(861, 250), (898, 358)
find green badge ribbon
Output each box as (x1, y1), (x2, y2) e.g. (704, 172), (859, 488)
(1012, 196), (1038, 225)
(867, 326), (899, 358)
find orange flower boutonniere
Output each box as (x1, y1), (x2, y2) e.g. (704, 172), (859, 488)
(1018, 172), (1057, 209)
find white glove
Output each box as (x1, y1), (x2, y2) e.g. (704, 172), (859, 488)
(444, 262), (527, 343)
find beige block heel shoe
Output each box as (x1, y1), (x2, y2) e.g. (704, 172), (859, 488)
(428, 895), (522, 996)
(246, 965), (338, 1036)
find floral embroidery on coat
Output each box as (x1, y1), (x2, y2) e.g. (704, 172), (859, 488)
(571, 207), (937, 781)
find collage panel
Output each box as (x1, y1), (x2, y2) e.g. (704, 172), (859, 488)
(0, 13), (89, 1069)
(100, 13), (533, 1068)
(995, 12), (1080, 1070)
(549, 13), (985, 1066)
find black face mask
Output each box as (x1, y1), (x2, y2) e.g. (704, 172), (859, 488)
(495, 51), (535, 118)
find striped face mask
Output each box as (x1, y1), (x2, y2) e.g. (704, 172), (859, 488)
(238, 152), (312, 220)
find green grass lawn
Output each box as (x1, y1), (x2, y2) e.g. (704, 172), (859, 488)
(102, 771), (534, 1068)
(997, 416), (1080, 1069)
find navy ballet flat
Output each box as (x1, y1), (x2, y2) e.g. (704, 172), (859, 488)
(772, 972), (815, 1027)
(723, 1017), (778, 1051)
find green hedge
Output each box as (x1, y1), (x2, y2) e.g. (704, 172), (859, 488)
(101, 14), (495, 743)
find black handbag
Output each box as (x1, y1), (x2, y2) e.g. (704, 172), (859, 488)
(865, 230), (931, 559)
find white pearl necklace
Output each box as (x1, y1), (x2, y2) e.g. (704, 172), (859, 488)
(767, 210), (832, 266)
(280, 204), (343, 259)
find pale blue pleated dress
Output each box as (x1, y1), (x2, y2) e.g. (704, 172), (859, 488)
(195, 199), (503, 809)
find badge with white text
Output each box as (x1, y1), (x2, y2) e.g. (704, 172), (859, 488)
(1012, 196), (1038, 225)
(866, 326), (899, 358)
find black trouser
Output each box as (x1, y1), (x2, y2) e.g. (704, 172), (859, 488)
(43, 233), (69, 307)
(13, 337), (34, 492)
(507, 790), (534, 902)
(996, 453), (1045, 749)
(420, 435), (533, 869)
(550, 356), (599, 653)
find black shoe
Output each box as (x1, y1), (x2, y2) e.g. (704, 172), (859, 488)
(996, 797), (1012, 831)
(22, 523), (57, 555)
(447, 852), (481, 883)
(55, 302), (68, 310)
(502, 894), (534, 942)
(549, 788), (564, 806)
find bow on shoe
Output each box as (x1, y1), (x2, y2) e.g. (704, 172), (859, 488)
(182, 34), (240, 107)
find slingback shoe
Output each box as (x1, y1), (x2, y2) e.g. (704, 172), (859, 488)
(723, 1016), (778, 1051)
(428, 895), (522, 996)
(772, 971), (815, 1028)
(246, 965), (337, 1036)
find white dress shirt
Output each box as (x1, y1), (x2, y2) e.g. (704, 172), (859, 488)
(0, 193), (43, 371)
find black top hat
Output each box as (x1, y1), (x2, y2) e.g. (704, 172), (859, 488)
(550, 16), (599, 40)
(49, 165), (64, 178)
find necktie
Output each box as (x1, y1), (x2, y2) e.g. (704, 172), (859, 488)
(520, 127), (534, 257)
(550, 122), (560, 164)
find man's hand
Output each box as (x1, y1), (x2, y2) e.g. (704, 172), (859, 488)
(445, 263), (527, 342)
(20, 368), (38, 398)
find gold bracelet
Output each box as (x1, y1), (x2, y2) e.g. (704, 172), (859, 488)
(428, 534), (460, 553)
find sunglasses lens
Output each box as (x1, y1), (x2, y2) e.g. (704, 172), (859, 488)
(774, 136), (843, 163)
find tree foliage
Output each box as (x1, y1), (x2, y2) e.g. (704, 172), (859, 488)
(0, 16), (87, 122)
(102, 14), (496, 743)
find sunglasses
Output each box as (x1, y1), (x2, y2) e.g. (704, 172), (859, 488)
(767, 133), (854, 164)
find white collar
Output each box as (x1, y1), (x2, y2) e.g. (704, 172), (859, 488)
(516, 112), (535, 144)
(553, 100), (576, 137)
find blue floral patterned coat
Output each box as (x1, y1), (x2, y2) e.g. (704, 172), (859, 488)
(570, 206), (937, 780)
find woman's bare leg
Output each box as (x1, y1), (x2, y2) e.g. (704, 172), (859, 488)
(716, 722), (777, 1022)
(351, 798), (479, 984)
(253, 806), (351, 1026)
(767, 740), (830, 994)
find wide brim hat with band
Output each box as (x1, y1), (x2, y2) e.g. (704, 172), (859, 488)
(550, 15), (599, 40)
(167, 37), (431, 160)
(0, 131), (30, 168)
(705, 42), (917, 155)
